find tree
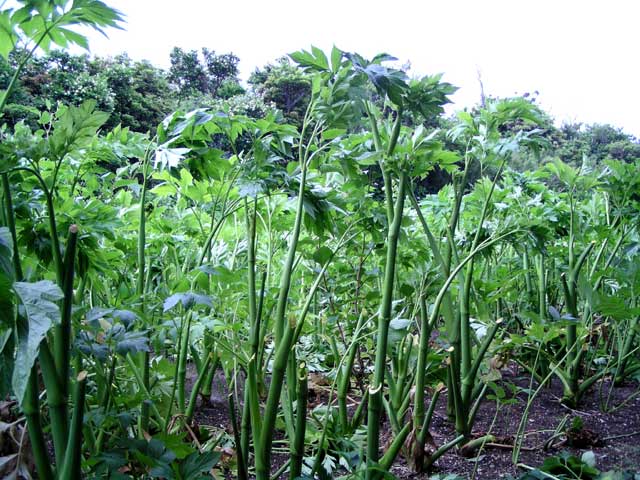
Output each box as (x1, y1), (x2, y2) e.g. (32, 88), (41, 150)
(249, 57), (311, 125)
(168, 47), (242, 98)
(92, 54), (174, 132)
(0, 50), (173, 132)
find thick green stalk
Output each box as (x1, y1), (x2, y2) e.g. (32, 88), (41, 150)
(199, 345), (217, 402)
(459, 262), (473, 400)
(418, 388), (441, 447)
(137, 152), (151, 433)
(55, 225), (77, 403)
(1, 173), (23, 280)
(615, 316), (640, 384)
(536, 253), (546, 321)
(59, 371), (87, 480)
(366, 104), (392, 224)
(423, 435), (465, 470)
(95, 356), (117, 455)
(559, 241), (595, 405)
(243, 198), (262, 447)
(414, 294), (432, 432)
(177, 311), (192, 412)
(523, 249), (535, 307)
(443, 158), (470, 417)
(379, 111), (403, 225)
(408, 186), (458, 416)
(239, 386), (251, 477)
(273, 111), (318, 345)
(338, 312), (365, 431)
(455, 160), (505, 434)
(366, 171), (406, 474)
(38, 341), (67, 467)
(254, 324), (295, 480)
(379, 422), (411, 470)
(444, 157), (471, 272)
(185, 352), (213, 424)
(227, 387), (248, 480)
(290, 363), (308, 480)
(23, 367), (54, 480)
(254, 113), (324, 479)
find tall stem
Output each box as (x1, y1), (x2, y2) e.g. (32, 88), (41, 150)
(1, 173), (22, 280)
(136, 149), (151, 433)
(366, 171), (406, 475)
(290, 363), (308, 480)
(55, 225), (77, 402)
(23, 367), (54, 480)
(273, 119), (316, 345)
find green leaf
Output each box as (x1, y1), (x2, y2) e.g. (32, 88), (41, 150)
(114, 329), (149, 357)
(594, 293), (638, 321)
(289, 47), (330, 72)
(312, 246), (333, 265)
(330, 45), (342, 72)
(163, 292), (212, 312)
(322, 128), (346, 141)
(0, 11), (19, 59)
(12, 281), (63, 402)
(178, 450), (221, 479)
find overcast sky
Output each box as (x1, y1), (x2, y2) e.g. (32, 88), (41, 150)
(76, 0), (639, 137)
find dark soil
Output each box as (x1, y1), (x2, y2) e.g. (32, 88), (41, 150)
(189, 364), (640, 479)
(393, 364), (640, 479)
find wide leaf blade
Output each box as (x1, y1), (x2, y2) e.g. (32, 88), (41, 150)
(12, 280), (63, 402)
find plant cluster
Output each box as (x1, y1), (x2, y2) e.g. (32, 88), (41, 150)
(0, 2), (639, 480)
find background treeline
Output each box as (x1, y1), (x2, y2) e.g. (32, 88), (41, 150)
(1, 47), (638, 172)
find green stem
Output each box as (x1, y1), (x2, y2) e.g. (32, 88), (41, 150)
(274, 137), (310, 345)
(338, 311), (365, 432)
(379, 422), (411, 470)
(244, 198), (263, 445)
(290, 363), (308, 480)
(536, 253), (546, 321)
(185, 351), (213, 424)
(55, 225), (77, 402)
(125, 354), (165, 430)
(413, 294), (431, 433)
(38, 341), (67, 467)
(424, 434), (465, 470)
(227, 386), (248, 480)
(254, 324), (295, 480)
(366, 171), (406, 474)
(1, 173), (22, 280)
(177, 311), (192, 412)
(59, 370), (87, 480)
(23, 367), (54, 480)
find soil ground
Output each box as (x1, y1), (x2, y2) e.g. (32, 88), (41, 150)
(191, 364), (640, 479)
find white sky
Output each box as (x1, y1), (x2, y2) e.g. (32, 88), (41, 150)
(75, 0), (639, 137)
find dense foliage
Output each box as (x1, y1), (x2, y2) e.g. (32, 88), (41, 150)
(0, 2), (639, 480)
